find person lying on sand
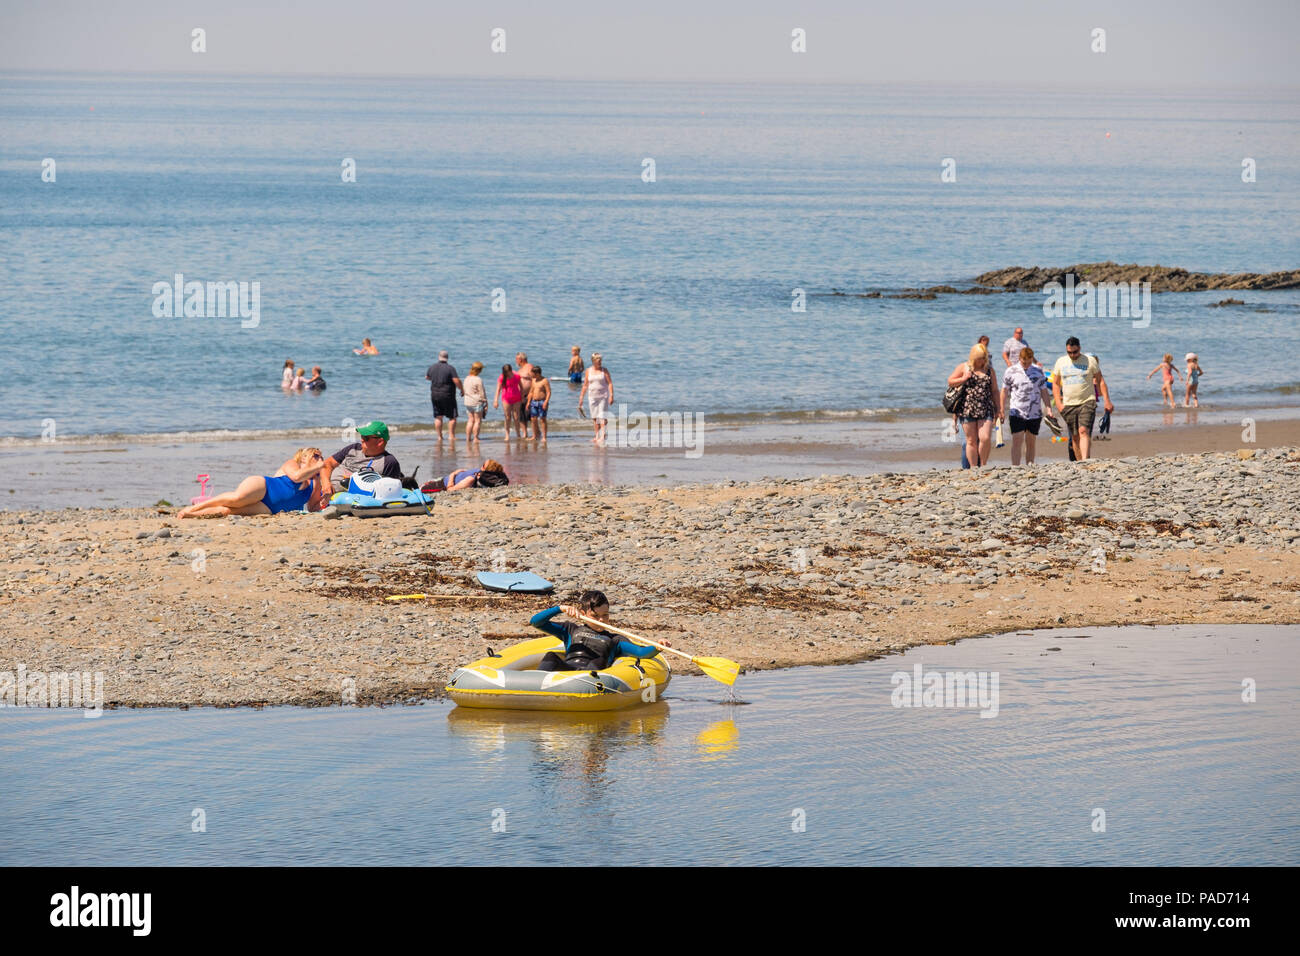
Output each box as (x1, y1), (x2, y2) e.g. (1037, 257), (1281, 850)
(424, 459), (509, 493)
(178, 448), (328, 518)
(528, 590), (668, 672)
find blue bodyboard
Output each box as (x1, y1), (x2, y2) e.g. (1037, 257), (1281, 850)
(476, 571), (555, 593)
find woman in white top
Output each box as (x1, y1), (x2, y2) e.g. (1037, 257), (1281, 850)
(999, 346), (1056, 466)
(281, 359), (295, 389)
(463, 362), (488, 442)
(578, 352), (613, 445)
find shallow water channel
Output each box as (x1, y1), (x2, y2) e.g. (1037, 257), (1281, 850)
(3, 624), (1297, 866)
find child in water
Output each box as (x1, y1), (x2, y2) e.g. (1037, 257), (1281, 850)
(529, 590), (667, 671)
(527, 366), (551, 442)
(354, 338), (379, 355)
(1184, 353), (1203, 407)
(567, 346), (584, 384)
(1146, 353), (1183, 408)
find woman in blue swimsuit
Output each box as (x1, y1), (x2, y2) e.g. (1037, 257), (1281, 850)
(179, 448), (328, 518)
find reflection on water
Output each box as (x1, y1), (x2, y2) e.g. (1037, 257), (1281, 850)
(695, 718), (740, 760)
(447, 706), (669, 809)
(1, 624), (1297, 865)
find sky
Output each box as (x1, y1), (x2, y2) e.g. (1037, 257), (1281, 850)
(1, 0), (1298, 89)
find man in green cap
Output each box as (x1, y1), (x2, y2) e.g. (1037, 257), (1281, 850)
(321, 420), (404, 494)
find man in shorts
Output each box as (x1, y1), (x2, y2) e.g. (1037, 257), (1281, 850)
(1051, 337), (1113, 462)
(425, 350), (463, 441)
(320, 420), (404, 494)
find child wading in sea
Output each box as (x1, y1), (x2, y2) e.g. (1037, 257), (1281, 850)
(527, 366), (551, 442)
(528, 590), (666, 672)
(567, 346), (585, 384)
(1146, 353), (1183, 409)
(1184, 353), (1203, 407)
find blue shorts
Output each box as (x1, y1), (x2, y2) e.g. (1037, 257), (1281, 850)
(529, 400), (547, 419)
(958, 416), (994, 425)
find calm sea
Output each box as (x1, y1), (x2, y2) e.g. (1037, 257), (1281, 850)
(2, 73), (1299, 441)
(2, 624), (1296, 866)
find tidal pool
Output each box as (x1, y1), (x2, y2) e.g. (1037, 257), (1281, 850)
(2, 624), (1296, 866)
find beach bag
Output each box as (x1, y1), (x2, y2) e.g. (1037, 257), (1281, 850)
(476, 470), (509, 488)
(942, 370), (970, 414)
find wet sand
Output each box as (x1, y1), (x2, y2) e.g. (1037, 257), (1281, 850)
(3, 409), (1296, 512)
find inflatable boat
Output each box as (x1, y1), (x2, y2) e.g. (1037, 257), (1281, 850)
(446, 636), (670, 712)
(328, 471), (435, 517)
(330, 489), (435, 517)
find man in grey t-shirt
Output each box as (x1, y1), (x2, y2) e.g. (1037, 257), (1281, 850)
(1002, 327), (1029, 366)
(425, 350), (463, 441)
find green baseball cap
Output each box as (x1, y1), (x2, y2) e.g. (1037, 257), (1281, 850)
(357, 420), (389, 440)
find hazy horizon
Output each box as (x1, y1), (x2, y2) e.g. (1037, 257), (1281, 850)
(2, 0), (1298, 89)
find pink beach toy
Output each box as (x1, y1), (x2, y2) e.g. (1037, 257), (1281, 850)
(191, 474), (212, 505)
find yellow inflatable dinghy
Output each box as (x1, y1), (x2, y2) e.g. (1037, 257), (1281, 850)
(446, 636), (671, 712)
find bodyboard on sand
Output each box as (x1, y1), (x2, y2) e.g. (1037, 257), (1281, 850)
(476, 571), (555, 593)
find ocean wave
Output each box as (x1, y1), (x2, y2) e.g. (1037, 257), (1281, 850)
(0, 407), (914, 446)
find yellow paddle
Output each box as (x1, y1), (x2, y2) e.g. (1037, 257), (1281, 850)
(570, 611), (740, 686)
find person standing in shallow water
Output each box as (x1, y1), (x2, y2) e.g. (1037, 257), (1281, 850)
(1146, 353), (1182, 408)
(494, 364), (524, 440)
(579, 352), (613, 445)
(463, 362), (487, 441)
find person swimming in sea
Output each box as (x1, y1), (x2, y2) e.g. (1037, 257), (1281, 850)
(354, 338), (379, 355)
(178, 448), (329, 518)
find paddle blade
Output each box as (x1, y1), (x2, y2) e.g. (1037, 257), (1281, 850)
(694, 656), (740, 686)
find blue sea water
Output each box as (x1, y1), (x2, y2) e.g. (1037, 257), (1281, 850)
(1, 73), (1299, 440)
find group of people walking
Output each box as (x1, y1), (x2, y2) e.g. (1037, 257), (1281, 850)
(425, 347), (615, 445)
(947, 328), (1114, 468)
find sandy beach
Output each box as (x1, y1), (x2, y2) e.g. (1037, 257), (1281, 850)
(3, 443), (1297, 709)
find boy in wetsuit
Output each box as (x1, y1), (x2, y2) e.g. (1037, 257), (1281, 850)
(529, 590), (662, 671)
